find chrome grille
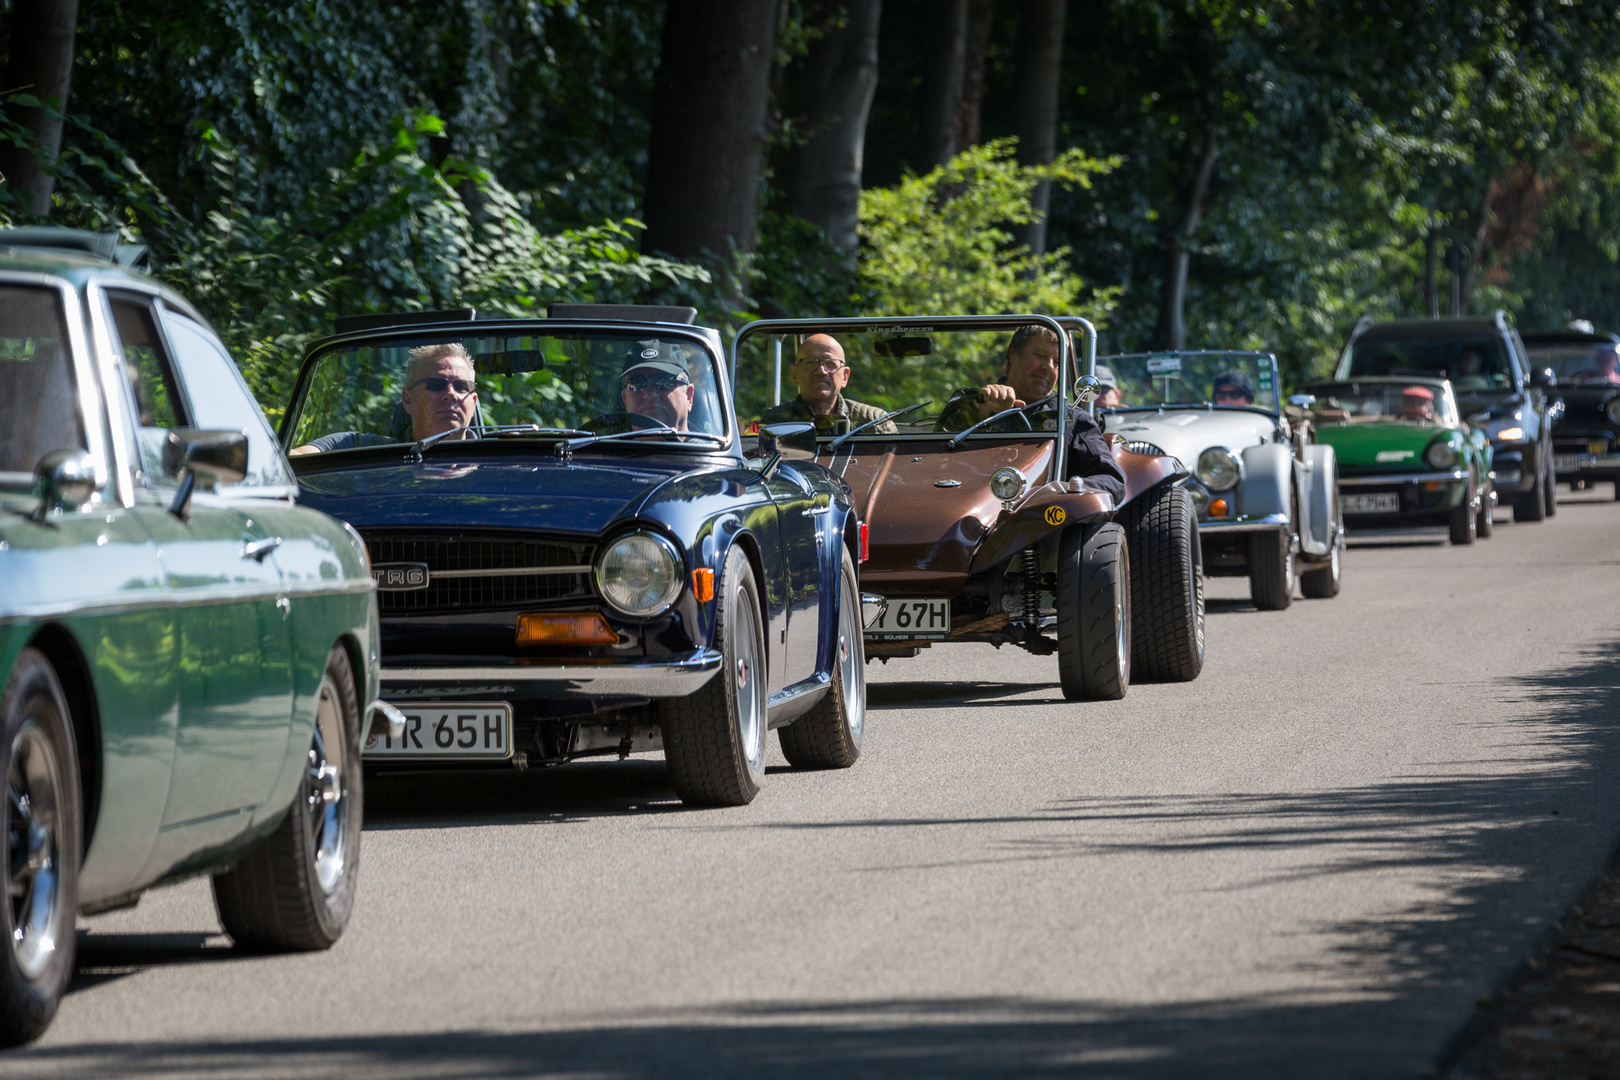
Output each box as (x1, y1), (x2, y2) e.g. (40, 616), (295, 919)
(363, 531), (594, 614)
(1123, 440), (1167, 457)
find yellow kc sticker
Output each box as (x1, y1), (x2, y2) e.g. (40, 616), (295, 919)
(1044, 505), (1066, 526)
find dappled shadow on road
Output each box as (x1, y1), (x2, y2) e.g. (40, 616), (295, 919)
(3, 995), (1444, 1079)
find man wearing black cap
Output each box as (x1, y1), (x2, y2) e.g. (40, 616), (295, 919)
(618, 340), (696, 431)
(1212, 370), (1256, 406)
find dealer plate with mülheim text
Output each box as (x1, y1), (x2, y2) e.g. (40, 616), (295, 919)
(365, 702), (512, 759)
(866, 598), (951, 640)
(1341, 492), (1400, 514)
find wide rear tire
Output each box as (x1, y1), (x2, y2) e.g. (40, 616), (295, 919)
(1248, 527), (1295, 610)
(661, 548), (768, 806)
(1119, 486), (1203, 682)
(1300, 533), (1343, 598)
(779, 547), (865, 769)
(1477, 487), (1495, 538)
(1515, 459), (1547, 522)
(213, 644), (362, 953)
(1057, 523), (1130, 702)
(1449, 492), (1476, 545)
(0, 649), (81, 1048)
(1544, 454), (1558, 517)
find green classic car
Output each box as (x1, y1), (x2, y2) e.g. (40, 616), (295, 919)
(1301, 377), (1495, 544)
(0, 229), (395, 1045)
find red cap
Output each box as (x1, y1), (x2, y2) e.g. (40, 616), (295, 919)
(1402, 386), (1435, 399)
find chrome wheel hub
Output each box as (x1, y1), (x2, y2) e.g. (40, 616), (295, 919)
(7, 719), (63, 979)
(307, 679), (349, 895)
(734, 599), (764, 774)
(840, 573), (866, 744)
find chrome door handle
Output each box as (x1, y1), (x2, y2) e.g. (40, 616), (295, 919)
(802, 504), (832, 517)
(243, 536), (282, 562)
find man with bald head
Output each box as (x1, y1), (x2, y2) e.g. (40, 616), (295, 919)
(758, 333), (897, 434)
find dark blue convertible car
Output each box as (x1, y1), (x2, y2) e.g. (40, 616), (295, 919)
(279, 305), (864, 806)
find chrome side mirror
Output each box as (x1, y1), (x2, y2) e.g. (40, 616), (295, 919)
(162, 428), (249, 520)
(1287, 394), (1316, 410)
(31, 448), (98, 522)
(1074, 375), (1102, 404)
(1466, 410), (1491, 427)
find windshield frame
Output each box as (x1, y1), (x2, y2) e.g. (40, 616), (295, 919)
(279, 318), (739, 460)
(731, 314), (1092, 479)
(1097, 349), (1282, 418)
(1301, 377), (1461, 428)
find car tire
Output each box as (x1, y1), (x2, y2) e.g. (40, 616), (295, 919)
(213, 644), (362, 953)
(0, 649), (81, 1048)
(1248, 526), (1295, 610)
(1515, 458), (1547, 522)
(779, 547), (864, 769)
(1118, 485), (1203, 682)
(1476, 488), (1495, 538)
(1449, 489), (1477, 545)
(1544, 453), (1558, 517)
(1300, 533), (1343, 599)
(1057, 523), (1130, 702)
(661, 547), (768, 806)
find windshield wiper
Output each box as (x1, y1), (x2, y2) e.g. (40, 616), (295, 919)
(946, 405), (1035, 449)
(827, 401), (931, 451)
(408, 423), (592, 461)
(565, 426), (728, 450)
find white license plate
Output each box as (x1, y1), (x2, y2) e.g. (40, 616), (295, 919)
(1342, 493), (1400, 514)
(865, 598), (951, 639)
(365, 702), (512, 759)
(1554, 454), (1586, 472)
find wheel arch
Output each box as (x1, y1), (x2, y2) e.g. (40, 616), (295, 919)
(26, 623), (102, 853)
(333, 631), (368, 726)
(722, 528), (771, 673)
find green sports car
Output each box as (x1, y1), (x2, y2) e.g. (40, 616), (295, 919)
(0, 229), (394, 1045)
(1302, 377), (1495, 544)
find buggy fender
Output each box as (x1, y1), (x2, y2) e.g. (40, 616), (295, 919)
(967, 485), (1114, 574)
(1298, 443), (1337, 558)
(1239, 443), (1293, 521)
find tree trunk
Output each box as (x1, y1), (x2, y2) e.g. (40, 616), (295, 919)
(1154, 124), (1219, 351)
(1460, 184), (1493, 315)
(0, 0), (80, 216)
(954, 0), (996, 153)
(775, 0), (882, 252)
(1011, 0), (1067, 257)
(919, 0), (969, 169)
(642, 0), (781, 262)
(1423, 227), (1439, 318)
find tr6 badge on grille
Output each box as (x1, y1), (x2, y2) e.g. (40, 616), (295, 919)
(371, 562), (429, 590)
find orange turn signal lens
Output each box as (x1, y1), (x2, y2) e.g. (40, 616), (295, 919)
(516, 612), (618, 646)
(1209, 498), (1229, 518)
(692, 567), (715, 602)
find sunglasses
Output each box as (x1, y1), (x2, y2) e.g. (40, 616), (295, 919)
(622, 375), (690, 394)
(408, 375), (476, 395)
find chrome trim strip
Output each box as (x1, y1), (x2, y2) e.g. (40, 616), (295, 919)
(0, 578), (374, 624)
(1198, 512), (1288, 532)
(429, 564), (591, 580)
(1339, 469), (1466, 487)
(381, 648), (724, 696)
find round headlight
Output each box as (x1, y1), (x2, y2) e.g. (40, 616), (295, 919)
(1195, 447), (1241, 491)
(989, 467), (1025, 501)
(596, 531), (683, 617)
(1424, 439), (1458, 469)
(1606, 396), (1620, 425)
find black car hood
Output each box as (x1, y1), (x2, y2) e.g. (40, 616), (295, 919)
(294, 455), (701, 536)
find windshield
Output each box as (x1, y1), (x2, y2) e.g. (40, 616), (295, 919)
(1097, 352), (1279, 415)
(285, 329), (727, 455)
(1305, 380), (1459, 427)
(0, 284), (83, 479)
(731, 323), (1072, 438)
(1342, 336), (1512, 391)
(1524, 342), (1620, 385)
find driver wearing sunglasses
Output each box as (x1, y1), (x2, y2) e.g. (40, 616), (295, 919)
(617, 341), (696, 431)
(292, 342), (479, 454)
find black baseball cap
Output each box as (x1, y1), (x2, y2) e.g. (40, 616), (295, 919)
(622, 340), (690, 381)
(1212, 370), (1256, 398)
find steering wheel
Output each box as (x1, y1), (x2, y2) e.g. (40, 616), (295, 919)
(626, 411), (667, 430)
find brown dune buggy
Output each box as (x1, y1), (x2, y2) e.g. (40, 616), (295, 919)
(731, 314), (1205, 701)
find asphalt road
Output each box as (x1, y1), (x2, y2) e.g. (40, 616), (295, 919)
(12, 490), (1620, 1079)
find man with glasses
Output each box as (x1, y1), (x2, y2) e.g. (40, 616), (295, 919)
(759, 334), (897, 434)
(1211, 370), (1256, 406)
(617, 340), (696, 431)
(292, 342), (479, 453)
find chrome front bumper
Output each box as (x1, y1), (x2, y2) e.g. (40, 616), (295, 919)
(1197, 511), (1288, 534)
(1338, 469), (1467, 487)
(1553, 451), (1620, 474)
(380, 648), (724, 697)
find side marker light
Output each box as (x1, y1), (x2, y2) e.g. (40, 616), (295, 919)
(692, 567), (715, 602)
(860, 521), (869, 562)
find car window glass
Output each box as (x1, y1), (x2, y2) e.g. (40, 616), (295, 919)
(0, 284), (83, 479)
(1343, 337), (1511, 391)
(107, 293), (187, 483)
(162, 312), (292, 488)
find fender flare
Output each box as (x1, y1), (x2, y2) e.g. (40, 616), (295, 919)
(1298, 443), (1337, 558)
(1238, 443), (1292, 521)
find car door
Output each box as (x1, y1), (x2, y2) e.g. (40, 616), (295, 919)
(765, 461), (824, 686)
(99, 288), (293, 838)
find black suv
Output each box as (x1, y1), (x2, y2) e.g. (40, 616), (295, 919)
(1336, 313), (1562, 521)
(1521, 329), (1620, 500)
